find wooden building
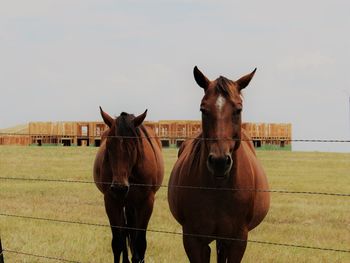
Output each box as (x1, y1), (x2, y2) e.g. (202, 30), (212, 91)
(28, 122), (106, 146)
(0, 135), (30, 146)
(0, 121), (292, 148)
(144, 120), (201, 147)
(242, 123), (292, 148)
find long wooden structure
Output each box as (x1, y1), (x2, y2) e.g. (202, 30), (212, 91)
(0, 121), (292, 148)
(0, 135), (31, 146)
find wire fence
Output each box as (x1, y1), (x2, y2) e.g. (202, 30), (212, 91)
(1, 136), (349, 261)
(1, 174), (350, 262)
(1, 179), (350, 262)
(1, 176), (349, 197)
(1, 213), (349, 255)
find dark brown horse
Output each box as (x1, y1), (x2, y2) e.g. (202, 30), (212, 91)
(168, 67), (270, 262)
(94, 107), (164, 263)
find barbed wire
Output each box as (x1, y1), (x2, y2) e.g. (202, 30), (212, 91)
(1, 212), (349, 254)
(0, 132), (349, 143)
(2, 248), (80, 263)
(1, 176), (349, 197)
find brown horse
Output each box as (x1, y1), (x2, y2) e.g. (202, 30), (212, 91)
(93, 107), (164, 263)
(168, 67), (270, 262)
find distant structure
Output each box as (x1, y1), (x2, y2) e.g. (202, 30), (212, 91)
(0, 135), (30, 146)
(27, 122), (105, 147)
(0, 121), (292, 148)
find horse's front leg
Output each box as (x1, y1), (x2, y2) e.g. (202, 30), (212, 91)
(226, 229), (248, 263)
(104, 194), (130, 263)
(216, 239), (228, 263)
(128, 194), (155, 263)
(182, 229), (211, 263)
(111, 226), (130, 263)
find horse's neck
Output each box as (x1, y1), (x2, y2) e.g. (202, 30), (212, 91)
(132, 126), (156, 179)
(138, 125), (153, 152)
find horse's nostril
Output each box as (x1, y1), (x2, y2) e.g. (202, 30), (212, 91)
(207, 153), (232, 176)
(110, 184), (117, 191)
(226, 155), (232, 166)
(208, 154), (214, 165)
(120, 185), (129, 195)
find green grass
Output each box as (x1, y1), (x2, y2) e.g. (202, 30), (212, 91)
(0, 146), (349, 262)
(256, 144), (292, 151)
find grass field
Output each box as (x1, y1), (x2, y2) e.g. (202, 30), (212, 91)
(0, 146), (349, 262)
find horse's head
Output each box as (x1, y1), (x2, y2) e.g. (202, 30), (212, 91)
(100, 106), (147, 199)
(193, 66), (256, 179)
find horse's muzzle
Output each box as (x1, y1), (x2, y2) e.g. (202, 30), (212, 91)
(110, 183), (129, 199)
(207, 153), (232, 179)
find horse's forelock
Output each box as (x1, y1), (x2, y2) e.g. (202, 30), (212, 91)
(114, 112), (144, 159)
(215, 76), (238, 98)
(116, 113), (137, 136)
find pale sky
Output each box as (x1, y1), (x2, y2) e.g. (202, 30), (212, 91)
(0, 0), (349, 152)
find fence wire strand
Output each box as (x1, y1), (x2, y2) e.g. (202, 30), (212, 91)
(1, 176), (349, 197)
(1, 212), (349, 254)
(2, 248), (80, 263)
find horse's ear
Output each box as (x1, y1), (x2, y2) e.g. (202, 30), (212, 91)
(133, 109), (147, 127)
(236, 68), (257, 91)
(99, 106), (113, 128)
(193, 66), (210, 91)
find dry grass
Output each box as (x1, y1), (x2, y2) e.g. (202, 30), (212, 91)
(0, 146), (349, 262)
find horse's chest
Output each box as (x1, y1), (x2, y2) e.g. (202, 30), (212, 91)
(182, 191), (252, 234)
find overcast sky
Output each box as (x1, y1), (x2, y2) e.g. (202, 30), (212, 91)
(0, 0), (349, 152)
